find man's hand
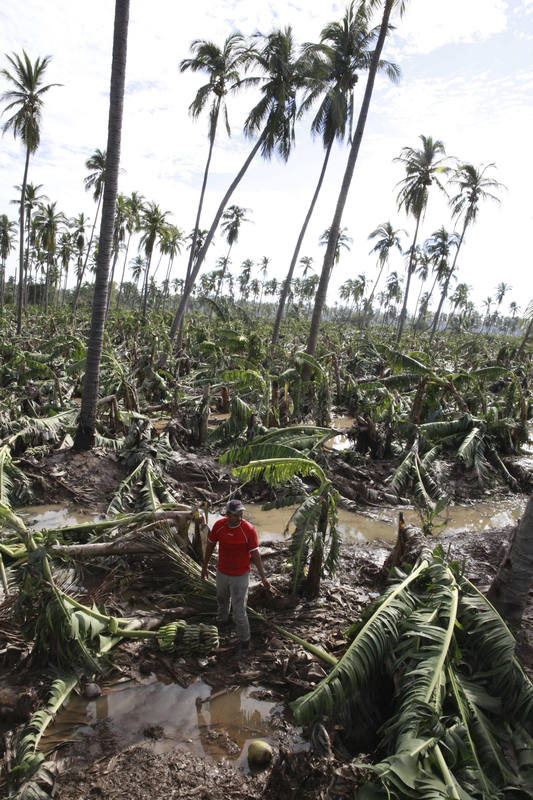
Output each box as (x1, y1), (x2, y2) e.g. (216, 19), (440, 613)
(201, 564), (208, 581)
(261, 576), (271, 591)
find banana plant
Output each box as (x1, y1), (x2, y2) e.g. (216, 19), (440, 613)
(232, 455), (340, 596)
(291, 548), (533, 799)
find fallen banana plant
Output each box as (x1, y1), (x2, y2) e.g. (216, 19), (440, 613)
(291, 547), (533, 799)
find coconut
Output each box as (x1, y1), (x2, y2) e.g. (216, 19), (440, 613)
(247, 739), (273, 768)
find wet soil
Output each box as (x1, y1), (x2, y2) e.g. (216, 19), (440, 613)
(3, 443), (533, 800)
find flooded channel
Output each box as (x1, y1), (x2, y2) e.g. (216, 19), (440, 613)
(40, 678), (305, 772)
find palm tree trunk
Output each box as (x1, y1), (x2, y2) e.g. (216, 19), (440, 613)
(304, 0), (395, 373)
(396, 217), (421, 343)
(141, 250), (153, 320)
(487, 494), (533, 627)
(74, 0), (129, 451)
(71, 191), (103, 318)
(17, 146), (31, 334)
(170, 131), (266, 341)
(106, 244), (121, 316)
(363, 260), (387, 327)
(272, 139), (334, 347)
(429, 222), (466, 343)
(116, 231), (131, 310)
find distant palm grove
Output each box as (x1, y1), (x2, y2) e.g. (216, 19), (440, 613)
(1, 0), (532, 432)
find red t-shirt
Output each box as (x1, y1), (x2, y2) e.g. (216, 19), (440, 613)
(208, 517), (258, 576)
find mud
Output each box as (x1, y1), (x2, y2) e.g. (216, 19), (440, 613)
(2, 440), (533, 800)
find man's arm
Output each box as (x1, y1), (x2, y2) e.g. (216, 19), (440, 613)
(201, 539), (216, 580)
(250, 549), (270, 591)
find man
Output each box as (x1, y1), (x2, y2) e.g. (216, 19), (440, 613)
(201, 499), (270, 651)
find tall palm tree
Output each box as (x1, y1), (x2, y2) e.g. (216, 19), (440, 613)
(0, 214), (16, 313)
(106, 192), (127, 314)
(158, 224), (184, 310)
(12, 182), (48, 307)
(1, 52), (59, 332)
(215, 204), (250, 301)
(305, 0), (407, 371)
(238, 258), (253, 300)
(139, 201), (170, 319)
(445, 281), (469, 329)
(171, 26), (306, 340)
(57, 230), (73, 305)
(33, 201), (66, 311)
(394, 134), (448, 342)
(178, 34), (247, 333)
(496, 281), (511, 307)
(272, 2), (399, 347)
(440, 162), (504, 340)
(425, 226), (460, 338)
(72, 148), (107, 315)
(70, 212), (89, 296)
(74, 0), (129, 451)
(365, 221), (404, 323)
(116, 191), (143, 309)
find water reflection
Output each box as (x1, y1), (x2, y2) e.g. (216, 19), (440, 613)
(41, 679), (294, 772)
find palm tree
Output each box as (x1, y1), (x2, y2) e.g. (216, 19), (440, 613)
(482, 296), (493, 331)
(442, 162), (504, 338)
(130, 255), (144, 292)
(158, 224), (184, 310)
(238, 258), (253, 300)
(33, 201), (66, 311)
(299, 256), (314, 278)
(445, 282), (469, 329)
(384, 269), (402, 325)
(272, 2), (400, 347)
(216, 204), (250, 300)
(12, 182), (47, 307)
(106, 193), (127, 314)
(57, 230), (73, 304)
(304, 0), (407, 371)
(70, 212), (89, 293)
(139, 201), (170, 319)
(72, 148), (107, 315)
(74, 0), (129, 451)
(1, 52), (59, 332)
(178, 34), (247, 336)
(425, 226), (460, 339)
(496, 281), (511, 307)
(171, 26), (306, 340)
(412, 248), (430, 327)
(0, 214), (16, 313)
(319, 225), (352, 265)
(395, 134), (449, 342)
(116, 190), (143, 309)
(365, 221), (404, 323)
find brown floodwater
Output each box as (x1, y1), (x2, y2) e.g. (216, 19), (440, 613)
(18, 494), (528, 547)
(40, 678), (305, 772)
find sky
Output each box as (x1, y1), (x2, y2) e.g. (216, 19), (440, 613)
(1, 0), (532, 315)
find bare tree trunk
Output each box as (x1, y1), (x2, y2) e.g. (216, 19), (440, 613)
(170, 132), (265, 341)
(272, 140), (333, 348)
(74, 0), (129, 451)
(304, 0), (395, 376)
(16, 146), (31, 334)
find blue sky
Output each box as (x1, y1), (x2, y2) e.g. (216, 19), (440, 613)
(1, 0), (532, 314)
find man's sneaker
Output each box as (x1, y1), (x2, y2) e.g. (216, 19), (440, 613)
(216, 618), (231, 632)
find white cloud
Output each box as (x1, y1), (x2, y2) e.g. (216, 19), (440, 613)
(396, 0), (508, 55)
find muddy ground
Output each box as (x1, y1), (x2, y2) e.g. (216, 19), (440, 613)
(1, 446), (532, 800)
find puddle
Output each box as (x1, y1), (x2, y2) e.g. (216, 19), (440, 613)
(40, 678), (304, 772)
(242, 496), (528, 546)
(326, 416), (355, 451)
(17, 504), (104, 530)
